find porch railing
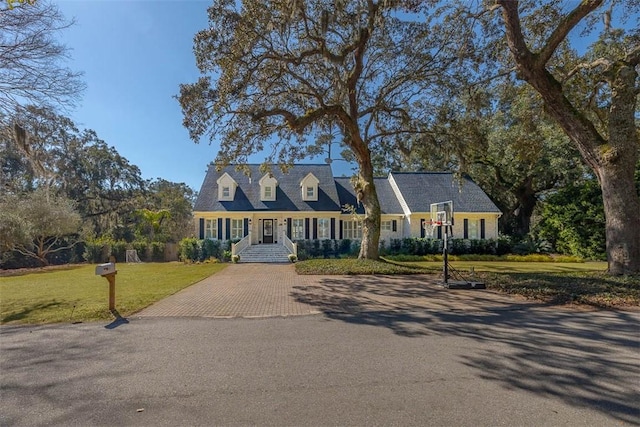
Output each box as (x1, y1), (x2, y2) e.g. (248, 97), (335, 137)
(232, 234), (251, 256)
(283, 234), (297, 258)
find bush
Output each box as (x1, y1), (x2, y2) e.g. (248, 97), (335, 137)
(84, 239), (105, 264)
(132, 240), (150, 261)
(178, 237), (201, 262)
(321, 239), (333, 258)
(109, 240), (127, 263)
(150, 241), (165, 262)
(231, 254), (240, 263)
(288, 254), (298, 263)
(202, 239), (221, 260)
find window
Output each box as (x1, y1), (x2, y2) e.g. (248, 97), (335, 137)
(231, 219), (244, 239)
(217, 172), (237, 201)
(318, 218), (330, 239)
(292, 218), (304, 240)
(205, 219), (217, 239)
(343, 220), (362, 239)
(468, 219), (479, 239)
(300, 173), (319, 201)
(259, 174), (278, 201)
(381, 220), (392, 231)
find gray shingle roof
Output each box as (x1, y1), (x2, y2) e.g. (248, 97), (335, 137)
(334, 177), (404, 215)
(194, 164), (342, 212)
(389, 172), (501, 214)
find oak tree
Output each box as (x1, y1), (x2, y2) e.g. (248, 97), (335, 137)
(178, 0), (461, 259)
(495, 0), (640, 274)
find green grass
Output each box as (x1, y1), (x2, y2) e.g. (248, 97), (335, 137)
(294, 258), (638, 309)
(295, 258), (433, 275)
(396, 260), (607, 274)
(0, 262), (227, 324)
(480, 271), (640, 309)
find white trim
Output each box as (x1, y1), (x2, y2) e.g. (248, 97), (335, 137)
(300, 173), (320, 201)
(217, 172), (237, 201)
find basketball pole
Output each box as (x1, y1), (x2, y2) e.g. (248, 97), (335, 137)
(443, 224), (449, 285)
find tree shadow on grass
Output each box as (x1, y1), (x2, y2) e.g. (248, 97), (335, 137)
(1, 301), (63, 323)
(292, 275), (640, 424)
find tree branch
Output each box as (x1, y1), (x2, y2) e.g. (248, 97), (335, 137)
(536, 0), (603, 67)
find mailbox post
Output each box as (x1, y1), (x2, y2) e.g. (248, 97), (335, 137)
(95, 261), (117, 311)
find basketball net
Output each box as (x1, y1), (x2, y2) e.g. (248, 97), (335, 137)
(424, 219), (441, 238)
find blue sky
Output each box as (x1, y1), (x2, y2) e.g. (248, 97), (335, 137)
(57, 0), (355, 192)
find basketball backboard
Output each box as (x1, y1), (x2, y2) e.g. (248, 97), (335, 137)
(430, 201), (453, 226)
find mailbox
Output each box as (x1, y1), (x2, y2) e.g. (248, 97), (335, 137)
(95, 262), (116, 276)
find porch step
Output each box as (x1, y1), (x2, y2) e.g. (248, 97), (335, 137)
(238, 244), (291, 263)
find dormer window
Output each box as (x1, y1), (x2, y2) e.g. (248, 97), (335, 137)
(300, 173), (319, 202)
(217, 172), (237, 201)
(259, 174), (278, 201)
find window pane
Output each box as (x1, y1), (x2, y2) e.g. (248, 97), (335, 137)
(231, 219), (244, 239)
(205, 219), (217, 239)
(265, 186), (272, 198)
(306, 186), (314, 198)
(292, 219), (304, 240)
(318, 218), (330, 239)
(222, 187), (230, 197)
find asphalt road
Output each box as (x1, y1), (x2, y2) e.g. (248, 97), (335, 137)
(1, 308), (639, 426)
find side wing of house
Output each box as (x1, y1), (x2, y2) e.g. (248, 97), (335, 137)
(334, 177), (404, 241)
(389, 172), (502, 240)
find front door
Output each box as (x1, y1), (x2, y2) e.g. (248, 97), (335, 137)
(263, 219), (274, 244)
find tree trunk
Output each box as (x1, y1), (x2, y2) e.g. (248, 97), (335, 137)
(599, 163), (640, 274)
(498, 0), (640, 274)
(513, 177), (537, 237)
(356, 160), (381, 260)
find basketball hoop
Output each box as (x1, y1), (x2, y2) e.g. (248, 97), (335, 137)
(424, 219), (441, 238)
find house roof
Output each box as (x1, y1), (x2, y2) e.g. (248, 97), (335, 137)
(334, 177), (404, 215)
(194, 164), (342, 212)
(389, 172), (501, 214)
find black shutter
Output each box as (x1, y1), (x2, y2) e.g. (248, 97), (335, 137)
(392, 220), (397, 232)
(225, 218), (231, 240)
(480, 219), (486, 239)
(287, 218), (292, 239)
(420, 219), (425, 238)
(339, 220), (343, 239)
(217, 218), (223, 240)
(313, 218), (318, 239)
(464, 219), (469, 239)
(437, 226), (442, 240)
(305, 218), (310, 239)
(244, 218), (249, 237)
(199, 218), (204, 239)
(330, 218), (335, 239)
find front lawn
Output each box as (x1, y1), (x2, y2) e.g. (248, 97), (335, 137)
(294, 258), (638, 309)
(0, 262), (226, 324)
(295, 258), (433, 275)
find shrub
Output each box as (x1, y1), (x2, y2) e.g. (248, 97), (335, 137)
(150, 241), (165, 262)
(132, 240), (150, 261)
(178, 237), (201, 262)
(202, 239), (221, 260)
(83, 237), (108, 263)
(231, 254), (240, 263)
(321, 239), (333, 258)
(288, 254), (297, 263)
(109, 240), (127, 262)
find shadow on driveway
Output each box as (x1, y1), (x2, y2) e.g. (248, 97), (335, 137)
(291, 274), (640, 425)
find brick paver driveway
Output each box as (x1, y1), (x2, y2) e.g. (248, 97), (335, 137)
(136, 263), (529, 319)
